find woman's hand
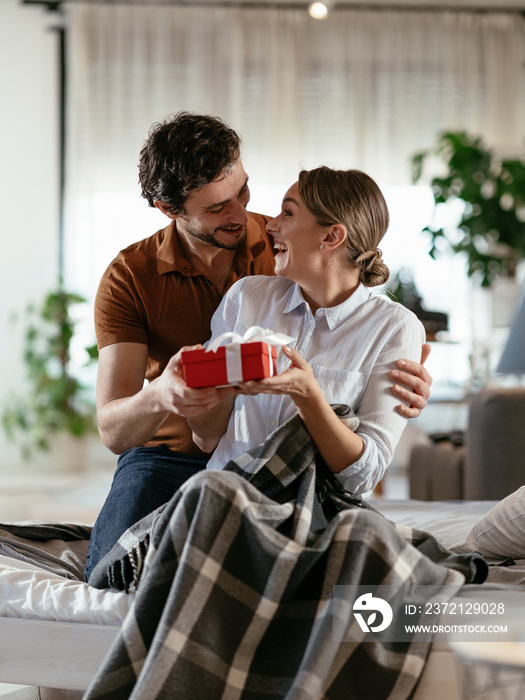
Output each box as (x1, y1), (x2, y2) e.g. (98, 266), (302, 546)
(240, 346), (364, 474)
(237, 346), (321, 406)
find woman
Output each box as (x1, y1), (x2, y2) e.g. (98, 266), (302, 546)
(188, 166), (425, 494)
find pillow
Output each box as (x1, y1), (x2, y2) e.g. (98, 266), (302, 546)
(456, 485), (525, 560)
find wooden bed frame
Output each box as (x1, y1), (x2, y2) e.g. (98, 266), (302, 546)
(0, 617), (117, 691)
(0, 615), (465, 699)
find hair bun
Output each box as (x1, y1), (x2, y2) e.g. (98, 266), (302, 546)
(355, 249), (389, 286)
(355, 249), (378, 264)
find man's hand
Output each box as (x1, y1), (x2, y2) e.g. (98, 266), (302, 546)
(390, 343), (432, 418)
(156, 345), (237, 417)
(96, 341), (236, 454)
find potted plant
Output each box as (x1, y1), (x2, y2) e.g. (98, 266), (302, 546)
(411, 131), (525, 287)
(2, 285), (98, 462)
(386, 268), (448, 342)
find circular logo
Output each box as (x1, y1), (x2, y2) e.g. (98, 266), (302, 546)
(352, 593), (393, 633)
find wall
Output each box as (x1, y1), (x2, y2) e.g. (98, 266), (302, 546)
(0, 0), (60, 470)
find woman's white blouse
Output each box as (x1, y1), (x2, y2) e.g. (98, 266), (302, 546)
(205, 276), (425, 494)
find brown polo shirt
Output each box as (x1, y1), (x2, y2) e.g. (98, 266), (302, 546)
(95, 212), (275, 457)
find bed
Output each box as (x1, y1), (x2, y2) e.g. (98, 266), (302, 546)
(1, 494), (524, 700)
(0, 523), (133, 698)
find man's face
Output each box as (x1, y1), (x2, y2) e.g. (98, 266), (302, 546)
(173, 158), (251, 250)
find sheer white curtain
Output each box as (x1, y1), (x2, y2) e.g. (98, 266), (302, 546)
(63, 3), (525, 300)
(63, 4), (525, 394)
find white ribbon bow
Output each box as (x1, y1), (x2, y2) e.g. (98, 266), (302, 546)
(205, 326), (295, 384)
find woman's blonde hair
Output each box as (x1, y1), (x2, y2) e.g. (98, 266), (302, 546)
(297, 166), (390, 287)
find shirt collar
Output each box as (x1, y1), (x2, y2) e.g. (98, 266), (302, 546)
(156, 221), (189, 275)
(283, 281), (372, 330)
(156, 215), (268, 276)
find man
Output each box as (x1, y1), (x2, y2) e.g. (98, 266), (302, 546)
(84, 112), (432, 581)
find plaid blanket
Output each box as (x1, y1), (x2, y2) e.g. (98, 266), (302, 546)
(85, 408), (486, 700)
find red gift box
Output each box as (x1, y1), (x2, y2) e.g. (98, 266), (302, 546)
(181, 342), (277, 388)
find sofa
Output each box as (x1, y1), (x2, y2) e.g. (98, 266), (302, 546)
(409, 387), (525, 501)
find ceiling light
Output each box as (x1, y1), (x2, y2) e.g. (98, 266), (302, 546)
(308, 2), (330, 20)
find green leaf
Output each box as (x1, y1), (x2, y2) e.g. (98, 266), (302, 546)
(0, 283), (98, 459)
(412, 130), (525, 286)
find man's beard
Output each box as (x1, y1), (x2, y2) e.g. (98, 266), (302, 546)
(184, 221), (247, 251)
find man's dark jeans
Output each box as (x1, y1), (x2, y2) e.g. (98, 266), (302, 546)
(84, 446), (208, 582)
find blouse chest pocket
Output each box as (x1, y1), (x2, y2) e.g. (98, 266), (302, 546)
(311, 365), (365, 408)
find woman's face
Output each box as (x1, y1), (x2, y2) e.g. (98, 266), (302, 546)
(266, 182), (328, 283)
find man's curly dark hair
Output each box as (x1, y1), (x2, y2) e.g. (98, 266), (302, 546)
(138, 112), (241, 215)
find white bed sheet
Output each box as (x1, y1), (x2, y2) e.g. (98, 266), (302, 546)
(370, 498), (498, 550)
(0, 554), (134, 625)
(0, 499), (497, 628)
